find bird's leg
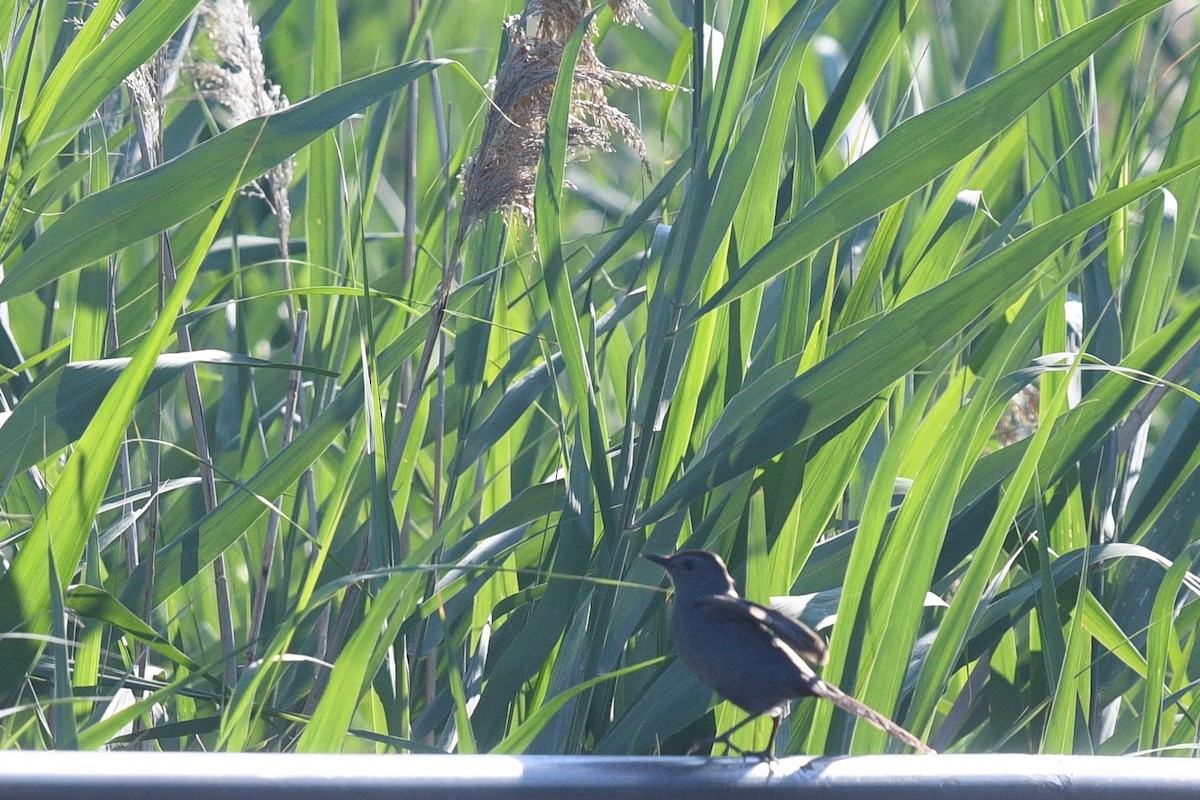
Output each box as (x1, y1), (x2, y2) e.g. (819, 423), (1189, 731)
(688, 713), (775, 759)
(741, 715), (781, 761)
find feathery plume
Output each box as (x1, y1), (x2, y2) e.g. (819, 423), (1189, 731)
(459, 0), (662, 231)
(193, 0), (292, 225)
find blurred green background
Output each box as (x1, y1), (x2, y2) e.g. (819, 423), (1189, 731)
(0, 0), (1199, 757)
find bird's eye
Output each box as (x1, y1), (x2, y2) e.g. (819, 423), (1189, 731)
(682, 559), (695, 570)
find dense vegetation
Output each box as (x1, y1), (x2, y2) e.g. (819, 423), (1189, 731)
(1, 0), (1199, 756)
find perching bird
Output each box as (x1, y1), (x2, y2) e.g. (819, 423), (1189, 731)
(644, 549), (934, 758)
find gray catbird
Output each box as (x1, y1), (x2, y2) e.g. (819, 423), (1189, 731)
(644, 549), (934, 757)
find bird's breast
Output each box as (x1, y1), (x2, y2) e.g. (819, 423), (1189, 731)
(670, 600), (810, 716)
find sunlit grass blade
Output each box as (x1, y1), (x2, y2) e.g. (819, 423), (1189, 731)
(640, 153), (1200, 525)
(0, 59), (446, 302)
(0, 136), (246, 697)
(697, 0), (1171, 315)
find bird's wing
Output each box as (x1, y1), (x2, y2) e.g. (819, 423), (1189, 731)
(696, 595), (829, 666)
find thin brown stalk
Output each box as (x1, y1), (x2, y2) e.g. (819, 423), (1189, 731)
(126, 51), (165, 691)
(431, 23), (451, 538)
(246, 311), (308, 665)
(397, 0), (420, 560)
(427, 41), (453, 725)
(133, 29), (243, 685)
(114, 20), (184, 712)
(76, 3), (238, 692)
(147, 225), (237, 687)
(302, 536), (369, 719)
(191, 0), (295, 681)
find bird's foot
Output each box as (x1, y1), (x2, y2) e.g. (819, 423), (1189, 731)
(687, 734), (774, 762)
(741, 747), (776, 763)
(686, 734), (730, 756)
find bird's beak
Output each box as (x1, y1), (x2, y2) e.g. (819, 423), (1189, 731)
(641, 552), (670, 568)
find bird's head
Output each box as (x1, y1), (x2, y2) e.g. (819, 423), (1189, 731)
(643, 549), (738, 599)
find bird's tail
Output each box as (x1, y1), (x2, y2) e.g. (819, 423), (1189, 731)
(807, 678), (935, 754)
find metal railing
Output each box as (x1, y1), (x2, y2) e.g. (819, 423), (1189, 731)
(0, 752), (1197, 799)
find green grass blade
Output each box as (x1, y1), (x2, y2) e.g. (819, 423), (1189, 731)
(1139, 543), (1200, 751)
(534, 8), (605, 491)
(640, 153), (1200, 525)
(493, 657), (663, 754)
(0, 59), (446, 302)
(811, 0), (923, 160)
(696, 0), (1171, 316)
(0, 142), (244, 698)
(0, 351), (326, 483)
(66, 585), (200, 671)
